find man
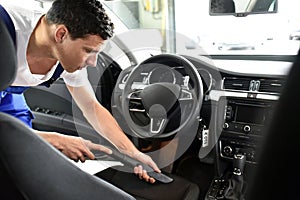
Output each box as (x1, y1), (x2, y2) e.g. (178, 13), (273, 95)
(0, 0), (159, 183)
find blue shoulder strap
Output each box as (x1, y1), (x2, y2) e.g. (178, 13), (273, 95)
(39, 63), (64, 88)
(5, 64), (64, 94)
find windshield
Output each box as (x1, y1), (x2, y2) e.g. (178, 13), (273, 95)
(4, 0), (299, 57)
(102, 0), (300, 56)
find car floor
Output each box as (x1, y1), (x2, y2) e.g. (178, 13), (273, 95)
(175, 156), (215, 200)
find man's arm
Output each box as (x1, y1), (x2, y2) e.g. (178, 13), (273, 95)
(66, 83), (161, 182)
(35, 130), (112, 162)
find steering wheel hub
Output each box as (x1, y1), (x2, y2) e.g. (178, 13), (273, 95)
(140, 83), (181, 115)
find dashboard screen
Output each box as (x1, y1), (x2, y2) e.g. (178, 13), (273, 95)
(235, 105), (266, 125)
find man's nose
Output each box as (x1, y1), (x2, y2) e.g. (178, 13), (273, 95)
(85, 54), (98, 67)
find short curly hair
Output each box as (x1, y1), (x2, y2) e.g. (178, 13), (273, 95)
(45, 0), (114, 40)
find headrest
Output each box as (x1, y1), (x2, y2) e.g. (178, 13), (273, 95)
(0, 19), (16, 91)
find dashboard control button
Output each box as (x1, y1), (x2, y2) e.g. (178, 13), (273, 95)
(223, 123), (229, 129)
(243, 125), (251, 133)
(223, 146), (233, 155)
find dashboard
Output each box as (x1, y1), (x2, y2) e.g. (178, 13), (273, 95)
(208, 59), (289, 164)
(198, 60), (288, 163)
(111, 53), (293, 168)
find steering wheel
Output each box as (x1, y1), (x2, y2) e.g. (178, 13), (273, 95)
(120, 54), (203, 138)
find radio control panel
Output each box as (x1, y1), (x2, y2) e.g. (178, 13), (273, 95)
(219, 98), (276, 163)
(219, 139), (257, 163)
(223, 122), (264, 135)
(223, 99), (275, 135)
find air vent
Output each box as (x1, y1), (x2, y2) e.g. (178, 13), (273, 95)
(259, 79), (284, 94)
(223, 77), (250, 91)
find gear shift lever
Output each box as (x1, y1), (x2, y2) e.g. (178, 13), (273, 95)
(223, 153), (247, 199)
(232, 153), (246, 178)
(206, 153), (247, 200)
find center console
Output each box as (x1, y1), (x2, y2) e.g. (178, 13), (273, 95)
(205, 97), (277, 200)
(219, 98), (276, 163)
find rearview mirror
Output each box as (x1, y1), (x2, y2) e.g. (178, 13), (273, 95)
(210, 0), (277, 17)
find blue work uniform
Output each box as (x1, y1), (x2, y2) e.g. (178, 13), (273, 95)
(0, 89), (33, 127)
(0, 65), (64, 127)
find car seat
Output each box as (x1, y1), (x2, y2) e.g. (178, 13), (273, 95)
(246, 49), (300, 199)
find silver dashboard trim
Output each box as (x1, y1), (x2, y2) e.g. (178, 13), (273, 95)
(208, 90), (279, 101)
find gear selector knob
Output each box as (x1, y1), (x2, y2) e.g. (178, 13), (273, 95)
(233, 153), (246, 176)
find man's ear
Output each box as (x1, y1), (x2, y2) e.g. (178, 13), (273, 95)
(54, 25), (68, 43)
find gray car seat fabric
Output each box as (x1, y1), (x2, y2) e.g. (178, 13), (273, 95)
(0, 19), (135, 200)
(0, 114), (136, 200)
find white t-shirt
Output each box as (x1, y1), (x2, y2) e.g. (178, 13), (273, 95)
(2, 3), (89, 87)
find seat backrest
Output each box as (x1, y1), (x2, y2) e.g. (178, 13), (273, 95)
(246, 49), (300, 200)
(0, 17), (16, 91)
(0, 19), (135, 200)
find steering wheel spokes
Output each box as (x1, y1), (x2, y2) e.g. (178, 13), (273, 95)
(150, 117), (167, 134)
(179, 88), (193, 101)
(127, 90), (142, 100)
(148, 104), (168, 135)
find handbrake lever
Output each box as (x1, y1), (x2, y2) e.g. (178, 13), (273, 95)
(97, 147), (173, 184)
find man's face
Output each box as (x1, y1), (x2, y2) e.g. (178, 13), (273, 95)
(57, 34), (105, 73)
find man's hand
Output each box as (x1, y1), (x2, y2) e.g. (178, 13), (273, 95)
(130, 151), (161, 184)
(36, 131), (112, 162)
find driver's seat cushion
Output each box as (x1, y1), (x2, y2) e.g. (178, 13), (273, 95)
(96, 167), (200, 200)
